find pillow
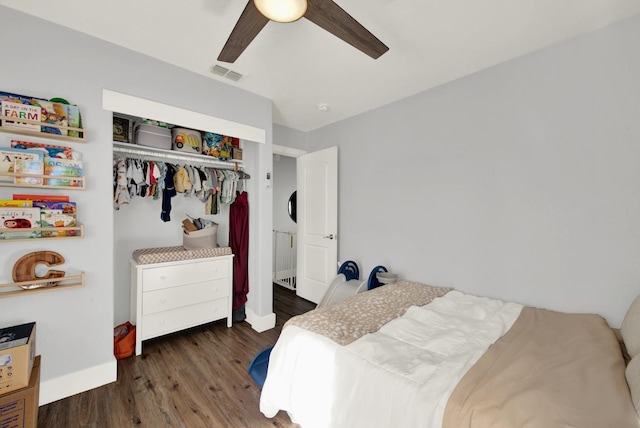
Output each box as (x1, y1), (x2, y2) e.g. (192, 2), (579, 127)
(626, 356), (640, 417)
(621, 296), (640, 358)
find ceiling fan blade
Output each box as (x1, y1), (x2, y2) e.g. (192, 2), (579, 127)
(218, 1), (270, 63)
(304, 0), (389, 59)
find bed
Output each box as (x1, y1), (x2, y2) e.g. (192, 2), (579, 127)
(259, 280), (640, 427)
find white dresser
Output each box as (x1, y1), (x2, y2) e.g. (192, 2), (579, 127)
(130, 254), (234, 356)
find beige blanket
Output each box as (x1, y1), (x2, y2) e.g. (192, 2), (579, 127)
(443, 307), (639, 428)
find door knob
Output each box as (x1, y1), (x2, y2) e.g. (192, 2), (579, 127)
(323, 234), (335, 240)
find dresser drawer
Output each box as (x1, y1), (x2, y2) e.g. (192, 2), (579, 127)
(141, 259), (230, 292)
(141, 298), (230, 340)
(142, 278), (230, 315)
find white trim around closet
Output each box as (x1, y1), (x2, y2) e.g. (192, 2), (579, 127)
(102, 89), (266, 144)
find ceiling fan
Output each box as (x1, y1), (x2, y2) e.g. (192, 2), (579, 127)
(217, 0), (389, 63)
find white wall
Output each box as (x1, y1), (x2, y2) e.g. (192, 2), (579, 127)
(0, 6), (274, 404)
(304, 14), (640, 327)
(274, 124), (307, 151)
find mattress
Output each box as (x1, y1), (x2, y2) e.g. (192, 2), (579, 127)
(260, 281), (639, 428)
(132, 245), (232, 264)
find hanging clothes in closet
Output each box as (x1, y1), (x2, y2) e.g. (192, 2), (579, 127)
(229, 190), (249, 322)
(112, 156), (246, 220)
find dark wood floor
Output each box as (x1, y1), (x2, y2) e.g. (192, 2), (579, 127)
(37, 285), (315, 428)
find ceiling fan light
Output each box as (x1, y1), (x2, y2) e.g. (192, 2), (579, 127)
(254, 0), (307, 23)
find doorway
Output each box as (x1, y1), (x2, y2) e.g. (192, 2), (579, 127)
(272, 150), (299, 291)
(272, 145), (306, 292)
(272, 145), (338, 305)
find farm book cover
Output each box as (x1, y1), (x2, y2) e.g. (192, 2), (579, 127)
(1, 100), (40, 132)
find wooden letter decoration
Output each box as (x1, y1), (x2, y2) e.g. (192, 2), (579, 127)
(12, 251), (66, 287)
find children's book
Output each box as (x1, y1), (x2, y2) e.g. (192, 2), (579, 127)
(65, 104), (82, 138)
(34, 201), (77, 237)
(0, 91), (37, 105)
(0, 207), (41, 239)
(13, 194), (69, 202)
(35, 100), (68, 136)
(0, 147), (43, 184)
(0, 100), (40, 132)
(32, 201), (76, 213)
(39, 209), (77, 237)
(0, 200), (32, 207)
(14, 159), (44, 185)
(11, 140), (73, 159)
(44, 157), (83, 187)
(113, 116), (130, 142)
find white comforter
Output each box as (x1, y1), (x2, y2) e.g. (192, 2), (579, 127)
(260, 291), (522, 428)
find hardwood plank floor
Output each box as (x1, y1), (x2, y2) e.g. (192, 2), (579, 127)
(38, 285), (315, 428)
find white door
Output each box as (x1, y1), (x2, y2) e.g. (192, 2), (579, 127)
(296, 147), (338, 303)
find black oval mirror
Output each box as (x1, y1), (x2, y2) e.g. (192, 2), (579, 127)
(288, 191), (297, 223)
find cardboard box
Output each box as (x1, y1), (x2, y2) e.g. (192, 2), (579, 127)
(0, 355), (40, 428)
(0, 322), (36, 394)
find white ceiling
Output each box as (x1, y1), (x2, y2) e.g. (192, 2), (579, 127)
(2, 0), (639, 132)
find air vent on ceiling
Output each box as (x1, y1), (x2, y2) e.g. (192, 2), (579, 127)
(210, 65), (229, 77)
(210, 64), (245, 82)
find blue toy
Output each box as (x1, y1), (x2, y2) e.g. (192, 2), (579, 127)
(247, 346), (274, 389)
(367, 265), (388, 290)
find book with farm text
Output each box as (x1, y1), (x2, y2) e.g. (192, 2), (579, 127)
(1, 100), (40, 132)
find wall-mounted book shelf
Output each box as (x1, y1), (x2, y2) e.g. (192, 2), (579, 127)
(0, 114), (86, 143)
(0, 272), (85, 299)
(0, 225), (84, 242)
(0, 171), (85, 190)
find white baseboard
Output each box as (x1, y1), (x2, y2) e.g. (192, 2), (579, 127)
(39, 359), (117, 405)
(246, 309), (276, 333)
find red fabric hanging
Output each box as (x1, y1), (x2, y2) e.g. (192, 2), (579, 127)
(229, 191), (249, 310)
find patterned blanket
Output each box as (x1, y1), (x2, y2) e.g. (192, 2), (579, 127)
(285, 280), (452, 345)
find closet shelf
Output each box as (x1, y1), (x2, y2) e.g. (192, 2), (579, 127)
(0, 273), (85, 299)
(113, 141), (244, 170)
(0, 114), (86, 142)
(0, 225), (84, 242)
(0, 171), (85, 190)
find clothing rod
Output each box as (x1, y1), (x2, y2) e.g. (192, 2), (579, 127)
(113, 144), (250, 177)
